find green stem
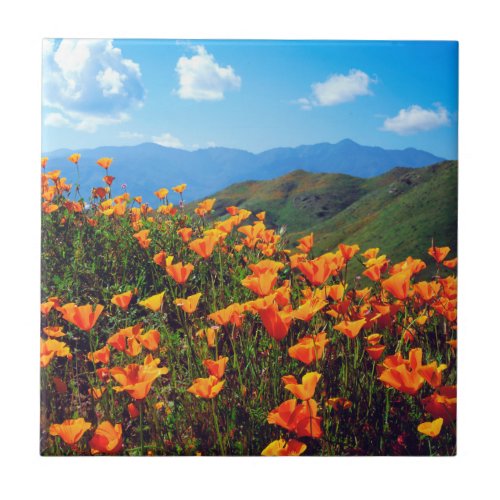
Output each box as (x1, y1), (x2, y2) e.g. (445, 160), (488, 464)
(139, 399), (145, 455)
(211, 398), (225, 455)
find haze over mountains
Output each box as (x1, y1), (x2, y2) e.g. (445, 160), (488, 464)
(44, 139), (445, 205)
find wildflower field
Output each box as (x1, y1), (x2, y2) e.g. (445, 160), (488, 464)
(40, 154), (457, 456)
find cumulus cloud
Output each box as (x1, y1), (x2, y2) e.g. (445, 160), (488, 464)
(175, 45), (241, 101)
(44, 112), (71, 127)
(43, 39), (145, 132)
(381, 104), (450, 135)
(296, 69), (374, 109)
(152, 132), (184, 149)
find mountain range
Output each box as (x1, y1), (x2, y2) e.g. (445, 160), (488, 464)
(44, 139), (445, 205)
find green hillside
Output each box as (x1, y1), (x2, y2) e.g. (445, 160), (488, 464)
(196, 161), (457, 275)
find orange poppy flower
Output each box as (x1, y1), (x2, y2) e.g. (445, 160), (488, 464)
(97, 157), (113, 170)
(128, 402), (140, 419)
(59, 303), (104, 331)
(413, 280), (441, 301)
(96, 368), (110, 383)
(443, 258), (457, 269)
(202, 356), (229, 379)
(421, 386), (457, 423)
(283, 372), (321, 400)
(378, 348), (425, 395)
(202, 327), (217, 348)
(365, 333), (383, 345)
(154, 188), (169, 199)
(103, 175), (115, 186)
(241, 271), (279, 297)
(107, 323), (143, 352)
(267, 399), (298, 431)
(43, 326), (66, 339)
(92, 187), (108, 199)
(363, 264), (384, 282)
(290, 399), (323, 439)
(296, 233), (314, 253)
(261, 439), (307, 456)
(41, 157), (48, 168)
(88, 345), (111, 365)
(362, 248), (380, 260)
(153, 251), (172, 268)
(172, 183), (187, 194)
(41, 301), (55, 315)
(365, 344), (385, 361)
(111, 290), (134, 310)
(194, 198), (216, 217)
(417, 418), (444, 438)
(258, 303), (293, 341)
(418, 362), (447, 388)
(68, 153), (81, 164)
(40, 338), (71, 367)
(226, 205), (240, 216)
(49, 418), (92, 446)
(123, 337), (141, 357)
(297, 252), (336, 286)
(333, 318), (366, 339)
(288, 332), (330, 365)
(139, 329), (161, 351)
(255, 211), (266, 221)
(166, 261), (194, 284)
(89, 387), (107, 400)
(208, 303), (244, 327)
(42, 202), (59, 214)
(46, 169), (61, 181)
(381, 270), (411, 300)
(177, 227), (193, 242)
(390, 256), (426, 276)
(187, 375), (225, 399)
(326, 397), (352, 411)
(133, 229), (151, 249)
(428, 245), (451, 263)
(189, 234), (219, 259)
(238, 222), (265, 248)
(338, 243), (360, 261)
(292, 297), (328, 322)
(138, 291), (165, 312)
(447, 339), (457, 351)
(327, 283), (344, 302)
(89, 421), (123, 455)
(174, 292), (201, 314)
(110, 358), (168, 400)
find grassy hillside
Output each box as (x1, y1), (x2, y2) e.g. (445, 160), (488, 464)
(200, 161), (457, 275)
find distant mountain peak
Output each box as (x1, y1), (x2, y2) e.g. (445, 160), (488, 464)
(44, 140), (445, 206)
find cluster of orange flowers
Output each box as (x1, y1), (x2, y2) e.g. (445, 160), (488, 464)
(41, 154), (457, 455)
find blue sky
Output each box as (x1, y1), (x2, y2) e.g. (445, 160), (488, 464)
(42, 39), (458, 158)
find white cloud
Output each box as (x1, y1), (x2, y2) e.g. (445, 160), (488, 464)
(382, 104), (450, 135)
(96, 67), (126, 96)
(297, 69), (374, 109)
(43, 39), (145, 132)
(175, 45), (241, 101)
(44, 112), (71, 127)
(152, 132), (184, 149)
(295, 97), (312, 110)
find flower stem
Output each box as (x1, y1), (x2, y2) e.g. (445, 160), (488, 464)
(211, 398), (225, 455)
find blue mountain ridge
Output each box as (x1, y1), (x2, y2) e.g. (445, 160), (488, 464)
(43, 139), (445, 205)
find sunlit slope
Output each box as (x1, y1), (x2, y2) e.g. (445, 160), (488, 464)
(206, 160), (457, 267)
